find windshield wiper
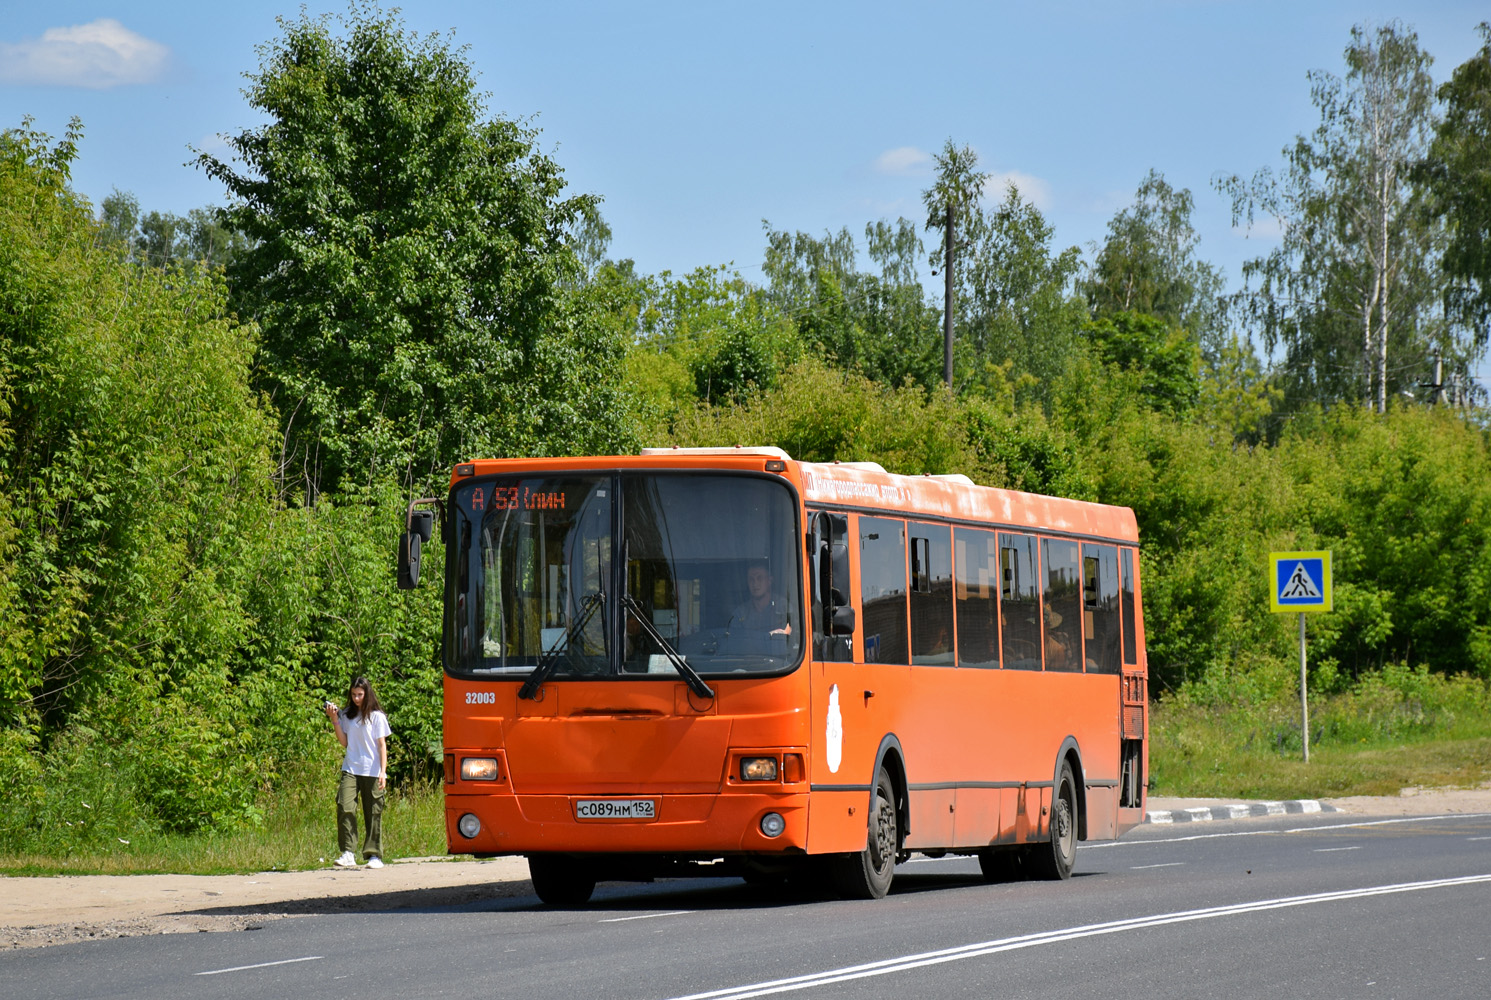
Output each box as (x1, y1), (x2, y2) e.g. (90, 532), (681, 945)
(518, 591), (606, 701)
(621, 594), (714, 700)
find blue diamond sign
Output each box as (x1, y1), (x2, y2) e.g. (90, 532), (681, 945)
(1269, 551), (1332, 613)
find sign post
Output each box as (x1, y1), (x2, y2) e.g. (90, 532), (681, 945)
(1269, 551), (1332, 762)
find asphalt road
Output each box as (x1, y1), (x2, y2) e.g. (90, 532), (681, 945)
(5, 809), (1490, 1000)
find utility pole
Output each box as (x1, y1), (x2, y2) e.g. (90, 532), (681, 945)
(1432, 350), (1444, 405)
(922, 140), (987, 392)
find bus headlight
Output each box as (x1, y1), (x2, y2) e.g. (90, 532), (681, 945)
(740, 757), (778, 781)
(760, 812), (786, 838)
(457, 813), (481, 839)
(461, 757), (500, 781)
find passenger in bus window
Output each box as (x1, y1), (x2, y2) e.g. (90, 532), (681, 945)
(1044, 606), (1075, 670)
(729, 561), (795, 636)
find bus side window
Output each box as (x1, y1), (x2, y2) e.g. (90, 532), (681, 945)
(909, 523), (953, 666)
(999, 533), (1041, 670)
(860, 516), (908, 664)
(954, 527), (999, 668)
(1120, 547), (1137, 664)
(811, 511), (853, 661)
(1042, 539), (1082, 672)
(1082, 544), (1121, 674)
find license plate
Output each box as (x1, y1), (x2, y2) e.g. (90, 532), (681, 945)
(575, 799), (656, 820)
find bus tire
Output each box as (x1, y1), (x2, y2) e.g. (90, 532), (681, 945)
(529, 855), (597, 905)
(1030, 760), (1078, 880)
(831, 768), (898, 899)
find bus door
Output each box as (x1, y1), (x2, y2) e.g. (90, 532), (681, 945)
(807, 510), (883, 854)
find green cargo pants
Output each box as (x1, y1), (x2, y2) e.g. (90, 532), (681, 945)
(336, 770), (385, 860)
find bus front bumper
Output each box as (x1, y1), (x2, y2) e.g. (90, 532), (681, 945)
(445, 791), (809, 856)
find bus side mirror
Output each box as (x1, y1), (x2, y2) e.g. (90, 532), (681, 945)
(397, 531), (422, 589)
(831, 605), (856, 636)
(398, 498), (443, 588)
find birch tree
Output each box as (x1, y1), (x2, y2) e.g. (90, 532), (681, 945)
(1219, 22), (1442, 413)
(1421, 22), (1491, 377)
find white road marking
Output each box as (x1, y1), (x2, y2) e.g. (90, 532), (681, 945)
(1084, 812), (1491, 849)
(1130, 862), (1185, 869)
(1315, 846), (1362, 853)
(194, 956), (323, 976)
(600, 910), (693, 923)
(1467, 837), (1491, 842)
(661, 874), (1491, 1000)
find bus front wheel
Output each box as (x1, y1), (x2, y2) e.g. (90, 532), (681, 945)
(1029, 760), (1078, 880)
(528, 854), (597, 905)
(831, 768), (898, 899)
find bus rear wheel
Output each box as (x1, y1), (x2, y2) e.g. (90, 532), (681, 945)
(831, 768), (898, 899)
(1029, 760), (1078, 880)
(528, 854), (597, 905)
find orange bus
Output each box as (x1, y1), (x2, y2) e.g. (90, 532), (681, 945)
(397, 446), (1148, 903)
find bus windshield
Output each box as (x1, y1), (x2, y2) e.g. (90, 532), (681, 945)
(448, 472), (803, 679)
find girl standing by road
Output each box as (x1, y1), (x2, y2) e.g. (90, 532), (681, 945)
(323, 677), (392, 868)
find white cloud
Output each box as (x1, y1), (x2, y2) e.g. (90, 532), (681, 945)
(983, 170), (1053, 211)
(195, 133), (234, 160)
(1233, 215), (1283, 240)
(0, 19), (170, 89)
(873, 146), (934, 177)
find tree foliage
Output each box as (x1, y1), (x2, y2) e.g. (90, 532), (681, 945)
(197, 3), (631, 497)
(1085, 170), (1225, 351)
(1081, 311), (1201, 417)
(1421, 22), (1491, 357)
(761, 221), (941, 389)
(1220, 22), (1456, 414)
(96, 189), (251, 270)
(957, 184), (1087, 402)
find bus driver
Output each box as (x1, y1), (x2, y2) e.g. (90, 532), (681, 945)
(728, 561), (794, 637)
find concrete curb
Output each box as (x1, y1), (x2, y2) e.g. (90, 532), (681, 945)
(1144, 800), (1338, 824)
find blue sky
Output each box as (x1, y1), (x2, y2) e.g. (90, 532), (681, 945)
(2, 1), (1487, 302)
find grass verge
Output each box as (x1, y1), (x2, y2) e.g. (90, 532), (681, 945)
(0, 774), (452, 877)
(1150, 663), (1491, 799)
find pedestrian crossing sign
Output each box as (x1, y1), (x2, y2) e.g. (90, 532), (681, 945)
(1269, 551), (1332, 612)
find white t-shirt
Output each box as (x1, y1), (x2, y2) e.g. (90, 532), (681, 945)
(339, 709), (391, 776)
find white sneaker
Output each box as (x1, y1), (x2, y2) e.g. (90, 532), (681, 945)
(333, 851), (356, 868)
(365, 856), (383, 869)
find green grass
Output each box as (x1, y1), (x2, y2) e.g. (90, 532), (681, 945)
(1150, 665), (1491, 799)
(0, 775), (454, 877)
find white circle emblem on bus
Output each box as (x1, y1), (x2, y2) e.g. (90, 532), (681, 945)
(826, 684), (843, 774)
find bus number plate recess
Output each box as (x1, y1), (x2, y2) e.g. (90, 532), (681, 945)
(575, 799), (656, 820)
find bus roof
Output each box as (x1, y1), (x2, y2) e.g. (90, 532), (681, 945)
(795, 459), (1137, 543)
(449, 448), (1138, 544)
